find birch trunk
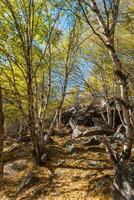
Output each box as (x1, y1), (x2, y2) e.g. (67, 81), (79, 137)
(107, 44), (133, 159)
(0, 84), (4, 185)
(26, 61), (41, 163)
(25, 0), (41, 163)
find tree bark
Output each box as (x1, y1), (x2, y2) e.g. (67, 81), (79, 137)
(107, 44), (133, 159)
(76, 2), (134, 198)
(26, 59), (41, 163)
(112, 162), (134, 200)
(88, 0), (133, 160)
(0, 84), (4, 186)
(25, 0), (41, 163)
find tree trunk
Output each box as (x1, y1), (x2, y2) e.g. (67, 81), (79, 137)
(107, 44), (133, 159)
(112, 162), (134, 200)
(0, 84), (4, 186)
(77, 1), (134, 199)
(26, 58), (41, 164)
(25, 0), (41, 164)
(50, 96), (66, 130)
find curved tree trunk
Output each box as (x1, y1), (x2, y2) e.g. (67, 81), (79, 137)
(107, 44), (133, 159)
(77, 1), (134, 199)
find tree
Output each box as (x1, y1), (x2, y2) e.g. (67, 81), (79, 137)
(0, 0), (61, 163)
(50, 19), (80, 129)
(53, 0), (134, 198)
(76, 0), (133, 160)
(0, 82), (4, 185)
(1, 0), (42, 163)
(79, 0), (134, 198)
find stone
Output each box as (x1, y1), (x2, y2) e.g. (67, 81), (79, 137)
(72, 176), (81, 182)
(72, 127), (82, 139)
(83, 126), (114, 137)
(43, 134), (50, 143)
(12, 159), (27, 171)
(83, 137), (101, 146)
(8, 142), (21, 152)
(18, 135), (30, 142)
(89, 161), (101, 167)
(92, 117), (105, 127)
(4, 159), (27, 177)
(41, 153), (48, 164)
(18, 172), (39, 192)
(66, 143), (76, 154)
(57, 160), (65, 166)
(112, 162), (134, 200)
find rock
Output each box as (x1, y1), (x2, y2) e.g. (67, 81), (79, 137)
(59, 129), (64, 137)
(83, 136), (101, 146)
(77, 158), (85, 164)
(88, 175), (112, 196)
(41, 153), (48, 164)
(72, 176), (81, 182)
(18, 135), (30, 142)
(111, 144), (118, 150)
(114, 124), (126, 143)
(41, 130), (55, 144)
(108, 135), (115, 143)
(72, 114), (93, 126)
(66, 143), (76, 154)
(61, 107), (74, 124)
(115, 124), (125, 134)
(83, 126), (114, 137)
(69, 120), (114, 139)
(61, 103), (95, 126)
(4, 163), (18, 177)
(4, 140), (11, 146)
(63, 140), (73, 147)
(4, 159), (27, 177)
(57, 160), (65, 166)
(69, 119), (82, 138)
(8, 142), (21, 152)
(72, 107), (95, 126)
(112, 162), (134, 200)
(12, 159), (27, 171)
(18, 172), (39, 192)
(43, 134), (50, 143)
(89, 161), (101, 167)
(61, 98), (125, 129)
(92, 117), (105, 127)
(72, 127), (82, 139)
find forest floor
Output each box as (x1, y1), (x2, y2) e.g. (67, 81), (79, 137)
(0, 131), (118, 200)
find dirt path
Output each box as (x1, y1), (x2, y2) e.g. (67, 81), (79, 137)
(1, 135), (114, 200)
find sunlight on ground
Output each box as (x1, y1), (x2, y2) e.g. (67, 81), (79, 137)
(1, 134), (115, 200)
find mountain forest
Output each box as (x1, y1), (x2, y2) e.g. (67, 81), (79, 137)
(0, 0), (134, 200)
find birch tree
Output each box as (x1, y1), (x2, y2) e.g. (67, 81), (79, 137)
(53, 0), (134, 198)
(0, 83), (4, 185)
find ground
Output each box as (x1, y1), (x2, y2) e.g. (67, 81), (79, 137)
(0, 132), (117, 200)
